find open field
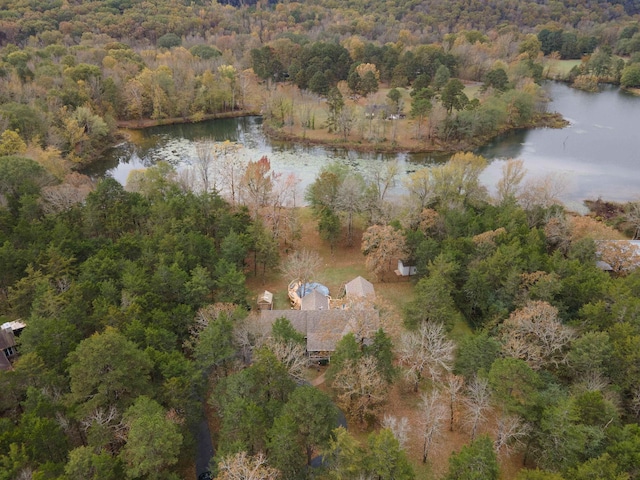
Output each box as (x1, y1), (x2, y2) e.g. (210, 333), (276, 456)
(544, 58), (582, 80)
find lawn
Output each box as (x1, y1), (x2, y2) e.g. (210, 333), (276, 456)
(544, 58), (581, 80)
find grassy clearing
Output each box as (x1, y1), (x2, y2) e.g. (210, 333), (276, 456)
(544, 59), (581, 79)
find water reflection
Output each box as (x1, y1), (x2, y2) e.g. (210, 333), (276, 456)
(89, 82), (640, 207)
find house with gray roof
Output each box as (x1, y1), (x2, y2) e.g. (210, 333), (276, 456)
(258, 309), (353, 359)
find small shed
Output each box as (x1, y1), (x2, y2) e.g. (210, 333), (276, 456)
(0, 324), (19, 371)
(257, 290), (274, 310)
(395, 260), (417, 277)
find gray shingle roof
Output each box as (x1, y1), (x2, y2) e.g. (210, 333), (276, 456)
(345, 276), (375, 298)
(301, 289), (330, 311)
(258, 310), (352, 353)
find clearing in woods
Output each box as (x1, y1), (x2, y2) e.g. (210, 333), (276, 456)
(245, 207), (523, 479)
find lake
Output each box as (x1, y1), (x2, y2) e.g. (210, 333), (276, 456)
(89, 82), (640, 210)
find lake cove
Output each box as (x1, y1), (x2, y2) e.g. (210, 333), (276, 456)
(89, 82), (640, 210)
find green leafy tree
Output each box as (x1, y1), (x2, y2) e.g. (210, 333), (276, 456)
(190, 45), (221, 59)
(410, 96), (432, 139)
(404, 255), (462, 329)
(318, 208), (341, 252)
(433, 64), (451, 90)
(483, 68), (509, 92)
(157, 33), (181, 49)
(120, 396), (183, 479)
(387, 88), (402, 113)
(367, 328), (396, 383)
(272, 386), (337, 466)
(440, 79), (469, 113)
(360, 70), (379, 96)
(569, 453), (629, 480)
(193, 311), (235, 372)
(621, 64), (640, 88)
(0, 155), (53, 216)
(365, 428), (415, 480)
(65, 446), (124, 480)
(266, 414), (305, 479)
(325, 87), (344, 133)
(322, 427), (364, 480)
(67, 327), (153, 416)
(454, 332), (501, 379)
(272, 317), (306, 345)
(19, 411), (69, 466)
(446, 435), (499, 480)
(488, 358), (540, 417)
(215, 259), (250, 306)
(516, 469), (565, 480)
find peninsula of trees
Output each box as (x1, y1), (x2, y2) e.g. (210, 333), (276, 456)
(1, 0), (640, 165)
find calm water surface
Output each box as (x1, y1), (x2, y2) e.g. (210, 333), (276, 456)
(91, 82), (640, 209)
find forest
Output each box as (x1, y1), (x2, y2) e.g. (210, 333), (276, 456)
(2, 0), (640, 479)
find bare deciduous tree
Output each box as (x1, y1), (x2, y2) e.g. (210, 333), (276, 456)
(495, 158), (526, 205)
(518, 173), (566, 227)
(625, 201), (640, 239)
(40, 173), (93, 214)
(493, 413), (530, 457)
(214, 451), (280, 480)
(500, 300), (575, 370)
(333, 356), (388, 426)
(403, 168), (435, 212)
(543, 211), (571, 254)
(335, 173), (365, 246)
(266, 172), (300, 243)
(344, 296), (380, 346)
(630, 385), (640, 420)
(462, 376), (492, 440)
(361, 224), (408, 281)
(280, 249), (322, 288)
(336, 105), (356, 141)
(264, 339), (308, 382)
(370, 160), (399, 204)
(216, 141), (245, 206)
(444, 373), (465, 432)
(418, 390), (447, 463)
(399, 321), (456, 392)
(382, 415), (411, 449)
(597, 240), (640, 275)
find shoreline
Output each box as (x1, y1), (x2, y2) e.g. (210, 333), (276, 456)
(115, 109), (260, 130)
(261, 112), (569, 155)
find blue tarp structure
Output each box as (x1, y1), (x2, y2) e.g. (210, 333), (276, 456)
(297, 282), (329, 298)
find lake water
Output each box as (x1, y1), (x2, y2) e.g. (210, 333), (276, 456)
(90, 82), (640, 210)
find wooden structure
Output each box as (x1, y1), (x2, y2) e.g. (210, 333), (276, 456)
(1, 321), (24, 371)
(257, 290), (274, 310)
